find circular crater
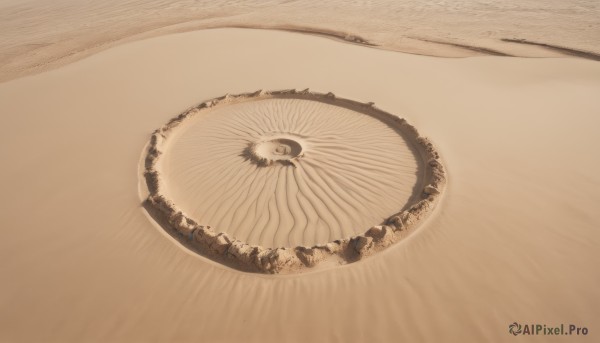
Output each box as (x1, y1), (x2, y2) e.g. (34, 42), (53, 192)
(142, 90), (446, 273)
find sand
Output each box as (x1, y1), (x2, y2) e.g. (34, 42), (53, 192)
(1, 1), (600, 82)
(1, 9), (600, 343)
(142, 90), (445, 273)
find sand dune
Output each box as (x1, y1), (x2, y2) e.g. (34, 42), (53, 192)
(1, 0), (599, 82)
(1, 20), (599, 343)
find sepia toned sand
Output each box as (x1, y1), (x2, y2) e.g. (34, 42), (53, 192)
(161, 96), (424, 249)
(1, 5), (600, 343)
(142, 90), (445, 273)
(1, 1), (600, 82)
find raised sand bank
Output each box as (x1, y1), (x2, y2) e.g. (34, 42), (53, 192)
(142, 90), (446, 273)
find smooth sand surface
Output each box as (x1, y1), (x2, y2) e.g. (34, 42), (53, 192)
(1, 28), (600, 341)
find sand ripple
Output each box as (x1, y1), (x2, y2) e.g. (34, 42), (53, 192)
(142, 90), (446, 273)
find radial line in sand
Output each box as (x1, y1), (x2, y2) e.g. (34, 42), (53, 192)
(142, 89), (446, 273)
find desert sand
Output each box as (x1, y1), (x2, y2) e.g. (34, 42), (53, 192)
(1, 0), (600, 82)
(1, 2), (600, 343)
(142, 90), (445, 273)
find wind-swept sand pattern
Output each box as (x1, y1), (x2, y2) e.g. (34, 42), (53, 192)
(2, 26), (600, 342)
(142, 90), (445, 273)
(1, 0), (599, 82)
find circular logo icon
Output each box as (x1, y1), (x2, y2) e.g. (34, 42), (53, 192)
(509, 322), (522, 336)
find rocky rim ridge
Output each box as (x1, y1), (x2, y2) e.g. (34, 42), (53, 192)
(143, 89), (447, 274)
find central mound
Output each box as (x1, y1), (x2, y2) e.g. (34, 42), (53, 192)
(247, 135), (305, 166)
(143, 90), (446, 273)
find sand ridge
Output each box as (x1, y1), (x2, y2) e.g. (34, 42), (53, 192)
(142, 89), (446, 273)
(2, 1), (599, 83)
